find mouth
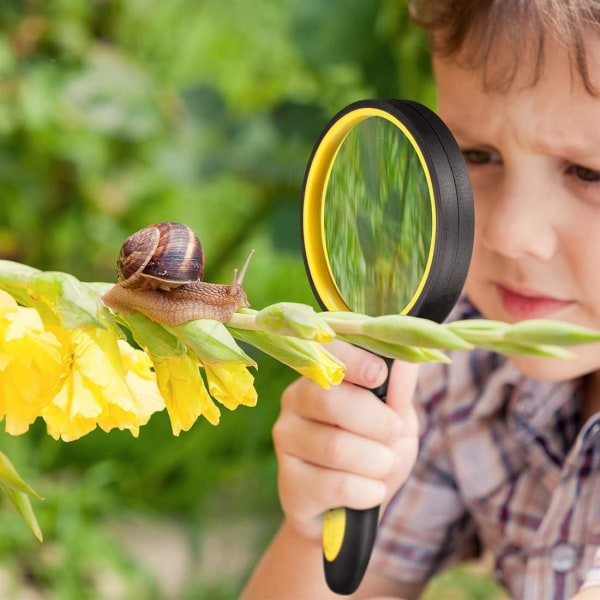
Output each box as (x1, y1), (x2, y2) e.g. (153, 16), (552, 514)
(495, 283), (574, 319)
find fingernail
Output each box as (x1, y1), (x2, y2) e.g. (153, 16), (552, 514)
(364, 361), (384, 386)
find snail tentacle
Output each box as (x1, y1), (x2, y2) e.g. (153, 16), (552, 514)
(230, 249), (255, 296)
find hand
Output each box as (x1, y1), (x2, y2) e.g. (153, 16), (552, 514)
(272, 340), (420, 542)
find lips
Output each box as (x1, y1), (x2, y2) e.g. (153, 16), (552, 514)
(496, 284), (574, 319)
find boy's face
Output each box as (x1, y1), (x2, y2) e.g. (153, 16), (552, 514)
(433, 33), (600, 383)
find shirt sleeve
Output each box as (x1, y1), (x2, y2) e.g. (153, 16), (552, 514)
(370, 358), (482, 584)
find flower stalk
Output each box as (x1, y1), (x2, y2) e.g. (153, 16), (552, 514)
(2, 258), (600, 539)
(2, 259), (600, 445)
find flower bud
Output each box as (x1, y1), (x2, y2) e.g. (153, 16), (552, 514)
(255, 302), (335, 343)
(504, 319), (600, 346)
(361, 315), (472, 350)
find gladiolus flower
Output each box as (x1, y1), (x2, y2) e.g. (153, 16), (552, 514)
(295, 346), (345, 389)
(42, 328), (164, 441)
(153, 352), (221, 435)
(204, 363), (257, 410)
(0, 291), (65, 435)
(116, 340), (165, 422)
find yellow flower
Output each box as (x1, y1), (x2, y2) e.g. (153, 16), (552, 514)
(152, 352), (221, 435)
(296, 345), (345, 389)
(116, 340), (165, 423)
(0, 291), (65, 435)
(42, 328), (164, 441)
(204, 363), (257, 410)
(227, 327), (345, 389)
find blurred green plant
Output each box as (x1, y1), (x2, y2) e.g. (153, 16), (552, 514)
(0, 0), (442, 597)
(423, 561), (507, 600)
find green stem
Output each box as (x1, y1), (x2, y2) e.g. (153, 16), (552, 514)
(227, 311), (260, 330)
(321, 318), (364, 335)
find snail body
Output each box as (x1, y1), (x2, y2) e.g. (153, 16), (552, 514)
(101, 222), (253, 326)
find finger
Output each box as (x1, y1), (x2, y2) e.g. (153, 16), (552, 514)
(326, 340), (389, 388)
(280, 378), (403, 443)
(274, 413), (397, 480)
(386, 360), (420, 428)
(279, 454), (388, 518)
(385, 429), (419, 501)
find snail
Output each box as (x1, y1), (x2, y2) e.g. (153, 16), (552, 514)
(101, 222), (253, 326)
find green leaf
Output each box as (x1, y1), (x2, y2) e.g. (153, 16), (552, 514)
(29, 272), (107, 329)
(228, 326), (333, 369)
(1, 485), (43, 541)
(0, 452), (43, 499)
(0, 452), (43, 542)
(170, 320), (256, 366)
(0, 266), (110, 329)
(113, 311), (187, 359)
(0, 259), (40, 286)
(0, 259), (43, 309)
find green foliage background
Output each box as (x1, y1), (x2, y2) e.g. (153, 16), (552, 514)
(0, 1), (503, 598)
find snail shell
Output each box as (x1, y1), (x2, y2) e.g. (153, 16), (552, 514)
(118, 222), (205, 290)
(101, 222), (252, 325)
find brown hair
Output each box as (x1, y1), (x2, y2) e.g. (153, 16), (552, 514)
(409, 0), (600, 94)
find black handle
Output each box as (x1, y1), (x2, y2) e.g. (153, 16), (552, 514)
(322, 356), (392, 595)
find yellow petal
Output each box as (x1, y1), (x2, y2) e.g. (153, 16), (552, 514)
(0, 290), (18, 315)
(295, 346), (345, 389)
(0, 359), (60, 436)
(4, 306), (46, 338)
(204, 363), (257, 410)
(118, 340), (165, 425)
(0, 303), (65, 435)
(153, 352), (221, 436)
(43, 328), (162, 441)
(43, 372), (99, 441)
(0, 353), (11, 371)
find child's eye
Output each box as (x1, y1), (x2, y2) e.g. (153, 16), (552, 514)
(461, 149), (501, 166)
(567, 164), (600, 184)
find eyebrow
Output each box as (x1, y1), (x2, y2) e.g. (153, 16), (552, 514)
(441, 123), (486, 146)
(445, 120), (600, 163)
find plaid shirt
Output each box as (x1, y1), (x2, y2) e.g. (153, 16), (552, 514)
(371, 296), (600, 599)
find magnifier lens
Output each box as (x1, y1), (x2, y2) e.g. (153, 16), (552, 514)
(324, 116), (433, 315)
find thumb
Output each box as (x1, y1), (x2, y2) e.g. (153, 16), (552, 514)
(386, 360), (420, 430)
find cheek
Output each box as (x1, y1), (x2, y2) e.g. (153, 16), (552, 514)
(462, 210), (493, 300)
(464, 182), (495, 262)
(559, 218), (600, 312)
(462, 184), (484, 247)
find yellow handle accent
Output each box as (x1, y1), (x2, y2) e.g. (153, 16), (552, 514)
(323, 508), (346, 562)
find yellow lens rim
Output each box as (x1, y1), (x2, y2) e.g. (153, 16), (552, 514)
(302, 106), (437, 314)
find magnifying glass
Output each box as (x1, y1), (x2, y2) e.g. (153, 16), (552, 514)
(301, 99), (474, 595)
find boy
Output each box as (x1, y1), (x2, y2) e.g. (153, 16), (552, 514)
(242, 1), (600, 598)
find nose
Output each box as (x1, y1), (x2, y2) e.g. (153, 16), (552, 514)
(477, 172), (558, 261)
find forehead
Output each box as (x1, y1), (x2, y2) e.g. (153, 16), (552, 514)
(433, 33), (600, 154)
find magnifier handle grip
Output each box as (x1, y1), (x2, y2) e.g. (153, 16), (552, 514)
(323, 356), (392, 595)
